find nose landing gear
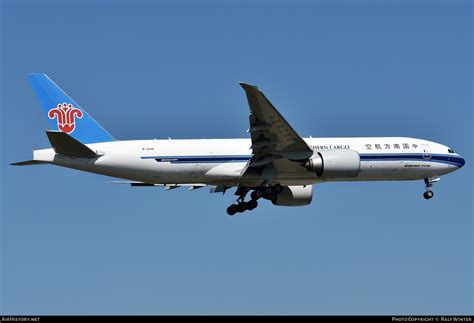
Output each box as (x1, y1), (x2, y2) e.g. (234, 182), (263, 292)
(423, 177), (439, 200)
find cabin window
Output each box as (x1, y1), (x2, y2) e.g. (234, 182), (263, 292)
(448, 148), (455, 153)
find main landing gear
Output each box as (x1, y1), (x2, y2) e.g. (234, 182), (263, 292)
(226, 184), (283, 216)
(226, 199), (258, 216)
(423, 177), (439, 200)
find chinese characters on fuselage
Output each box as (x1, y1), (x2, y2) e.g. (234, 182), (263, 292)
(365, 143), (418, 150)
(310, 143), (420, 150)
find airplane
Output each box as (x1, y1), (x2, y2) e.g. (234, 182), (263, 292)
(12, 74), (465, 216)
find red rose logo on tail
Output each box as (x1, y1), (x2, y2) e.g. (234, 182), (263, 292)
(48, 103), (83, 134)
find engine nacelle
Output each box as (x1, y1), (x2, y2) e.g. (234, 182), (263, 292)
(305, 149), (360, 178)
(272, 185), (313, 206)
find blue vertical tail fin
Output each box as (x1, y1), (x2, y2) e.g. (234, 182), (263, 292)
(28, 73), (116, 144)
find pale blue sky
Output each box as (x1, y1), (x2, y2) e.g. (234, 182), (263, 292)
(1, 0), (472, 315)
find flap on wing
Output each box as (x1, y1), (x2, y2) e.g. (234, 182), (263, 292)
(108, 181), (206, 190)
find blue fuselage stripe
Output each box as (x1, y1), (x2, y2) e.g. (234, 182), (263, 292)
(141, 154), (464, 167)
(359, 154), (464, 167)
(143, 155), (250, 163)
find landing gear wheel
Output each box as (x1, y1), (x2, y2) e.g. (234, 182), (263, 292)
(227, 204), (238, 216)
(423, 190), (434, 200)
(251, 189), (263, 200)
(247, 199), (258, 210)
(274, 184), (283, 193)
(264, 187), (273, 195)
(237, 202), (248, 213)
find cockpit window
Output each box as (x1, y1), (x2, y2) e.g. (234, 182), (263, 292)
(448, 148), (455, 154)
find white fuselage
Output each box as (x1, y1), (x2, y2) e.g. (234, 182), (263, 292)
(32, 136), (464, 187)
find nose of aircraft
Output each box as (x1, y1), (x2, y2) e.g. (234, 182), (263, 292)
(457, 155), (465, 168)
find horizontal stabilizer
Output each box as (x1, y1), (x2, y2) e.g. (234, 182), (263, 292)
(46, 131), (98, 158)
(11, 160), (49, 166)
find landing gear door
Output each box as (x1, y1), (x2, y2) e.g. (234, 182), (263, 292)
(422, 144), (431, 160)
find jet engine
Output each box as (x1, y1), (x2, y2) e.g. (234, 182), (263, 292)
(305, 149), (361, 178)
(272, 185), (313, 206)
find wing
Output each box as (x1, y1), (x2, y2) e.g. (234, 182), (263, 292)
(240, 83), (313, 164)
(238, 83), (314, 185)
(109, 181), (233, 196)
(109, 181), (207, 190)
